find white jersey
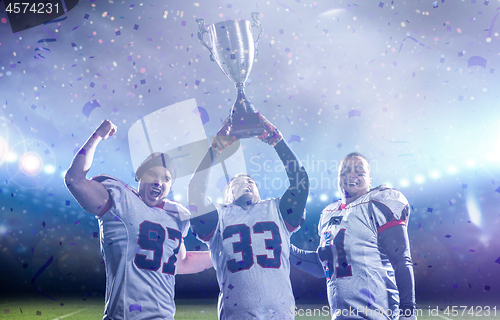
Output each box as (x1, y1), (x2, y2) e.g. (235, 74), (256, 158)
(96, 177), (190, 320)
(205, 198), (302, 320)
(318, 187), (410, 320)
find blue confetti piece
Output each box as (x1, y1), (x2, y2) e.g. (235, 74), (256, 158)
(468, 56), (487, 68)
(348, 110), (361, 118)
(84, 14), (89, 19)
(82, 100), (102, 118)
(287, 135), (301, 143)
(495, 186), (500, 193)
(116, 31), (121, 36)
(462, 184), (468, 189)
(427, 208), (433, 213)
(65, 200), (70, 206)
(134, 24), (139, 30)
(379, 2), (384, 8)
(192, 107), (210, 124)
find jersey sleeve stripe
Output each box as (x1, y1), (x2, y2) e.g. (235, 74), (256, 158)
(377, 219), (406, 234)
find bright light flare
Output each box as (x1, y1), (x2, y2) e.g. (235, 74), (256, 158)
(399, 179), (410, 187)
(0, 136), (7, 164)
(174, 194), (182, 201)
(414, 175), (425, 184)
(447, 166), (457, 174)
(44, 165), (56, 174)
(429, 171), (441, 179)
(320, 194), (328, 202)
(19, 152), (43, 176)
(466, 193), (482, 227)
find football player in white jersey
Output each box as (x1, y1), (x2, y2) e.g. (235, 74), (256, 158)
(65, 120), (213, 320)
(188, 114), (309, 319)
(290, 152), (417, 320)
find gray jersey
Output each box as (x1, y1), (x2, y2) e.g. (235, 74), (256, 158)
(205, 198), (302, 319)
(318, 187), (409, 320)
(96, 177), (190, 320)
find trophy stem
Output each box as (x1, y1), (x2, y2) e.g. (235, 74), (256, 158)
(233, 83), (256, 114)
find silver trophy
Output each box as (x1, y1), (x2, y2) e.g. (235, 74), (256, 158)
(197, 12), (264, 138)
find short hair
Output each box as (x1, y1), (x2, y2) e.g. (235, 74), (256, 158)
(135, 152), (176, 183)
(223, 173), (254, 204)
(342, 152), (371, 177)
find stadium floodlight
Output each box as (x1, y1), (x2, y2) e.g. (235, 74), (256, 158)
(19, 152), (43, 176)
(429, 171), (440, 179)
(399, 178), (410, 187)
(414, 174), (425, 184)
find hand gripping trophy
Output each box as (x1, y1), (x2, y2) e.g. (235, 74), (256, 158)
(196, 12), (265, 138)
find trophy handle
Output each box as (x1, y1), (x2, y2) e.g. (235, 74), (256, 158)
(251, 12), (263, 57)
(196, 18), (215, 62)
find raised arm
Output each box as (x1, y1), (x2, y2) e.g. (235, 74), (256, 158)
(256, 114), (309, 231)
(64, 120), (117, 215)
(188, 119), (235, 241)
(176, 243), (213, 274)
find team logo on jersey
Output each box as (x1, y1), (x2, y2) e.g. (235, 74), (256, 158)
(328, 216), (343, 226)
(320, 231), (332, 247)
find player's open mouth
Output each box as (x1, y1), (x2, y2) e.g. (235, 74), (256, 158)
(149, 186), (162, 197)
(346, 182), (357, 187)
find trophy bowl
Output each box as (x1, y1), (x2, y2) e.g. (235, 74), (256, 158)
(197, 13), (265, 138)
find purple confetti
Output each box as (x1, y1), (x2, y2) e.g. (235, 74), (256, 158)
(72, 26), (79, 31)
(445, 235), (451, 238)
(140, 79), (146, 85)
(84, 14), (89, 19)
(337, 143), (342, 149)
(348, 110), (361, 118)
(181, 21), (186, 26)
(116, 31), (121, 36)
(42, 221), (46, 227)
(453, 283), (458, 289)
(279, 29), (284, 34)
(90, 82), (95, 88)
(468, 56), (487, 68)
(287, 135), (301, 143)
(379, 2), (384, 8)
(427, 208), (433, 213)
(129, 304), (142, 312)
(228, 284), (234, 290)
(495, 257), (500, 264)
(134, 24), (139, 30)
(192, 107), (209, 124)
(495, 186), (500, 193)
(82, 100), (102, 118)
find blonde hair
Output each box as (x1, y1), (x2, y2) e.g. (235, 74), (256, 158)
(223, 173), (255, 204)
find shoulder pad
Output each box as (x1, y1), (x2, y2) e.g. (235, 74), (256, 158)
(91, 174), (117, 183)
(322, 200), (342, 213)
(369, 187), (409, 218)
(163, 199), (191, 219)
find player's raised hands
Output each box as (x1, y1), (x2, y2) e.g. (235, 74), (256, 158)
(211, 116), (237, 154)
(256, 113), (283, 147)
(93, 119), (117, 140)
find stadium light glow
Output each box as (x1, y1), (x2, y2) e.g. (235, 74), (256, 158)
(429, 171), (441, 179)
(447, 166), (457, 174)
(0, 136), (7, 164)
(43, 164), (56, 174)
(174, 194), (182, 201)
(19, 152), (43, 176)
(465, 159), (476, 167)
(399, 179), (410, 187)
(414, 175), (425, 184)
(320, 194), (328, 202)
(6, 151), (17, 163)
(466, 193), (482, 227)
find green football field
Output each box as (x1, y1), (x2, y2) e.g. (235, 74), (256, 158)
(0, 296), (498, 319)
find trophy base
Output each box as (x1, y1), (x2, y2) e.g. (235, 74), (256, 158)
(229, 112), (265, 139)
